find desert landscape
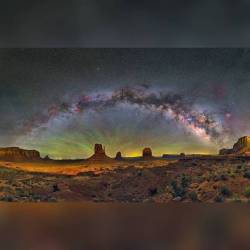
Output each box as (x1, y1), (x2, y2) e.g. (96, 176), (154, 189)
(0, 137), (249, 203)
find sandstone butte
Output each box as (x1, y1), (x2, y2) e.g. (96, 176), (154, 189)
(115, 151), (122, 160)
(87, 144), (113, 161)
(142, 147), (153, 158)
(0, 136), (249, 163)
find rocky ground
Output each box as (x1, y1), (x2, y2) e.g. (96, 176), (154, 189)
(0, 157), (250, 202)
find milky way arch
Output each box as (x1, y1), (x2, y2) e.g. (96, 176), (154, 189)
(22, 85), (227, 144)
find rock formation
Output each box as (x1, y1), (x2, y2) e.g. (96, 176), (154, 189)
(219, 136), (250, 155)
(162, 153), (184, 159)
(115, 151), (122, 160)
(0, 147), (41, 161)
(44, 155), (51, 161)
(142, 147), (152, 158)
(219, 148), (233, 155)
(88, 144), (112, 161)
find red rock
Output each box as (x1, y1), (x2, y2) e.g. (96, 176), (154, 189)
(219, 136), (250, 155)
(0, 147), (41, 161)
(88, 144), (112, 161)
(142, 147), (152, 158)
(115, 151), (122, 160)
(44, 155), (51, 161)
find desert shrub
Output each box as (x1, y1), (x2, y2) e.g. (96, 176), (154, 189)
(237, 165), (242, 170)
(244, 186), (250, 198)
(170, 180), (185, 198)
(214, 195), (224, 203)
(137, 171), (142, 177)
(53, 184), (60, 192)
(181, 175), (191, 188)
(219, 186), (232, 197)
(1, 196), (14, 202)
(170, 180), (177, 189)
(148, 187), (158, 196)
(206, 173), (212, 181)
(233, 195), (242, 203)
(48, 197), (57, 202)
(219, 174), (228, 181)
(243, 170), (250, 179)
(213, 175), (220, 182)
(170, 175), (191, 198)
(229, 172), (235, 178)
(191, 161), (198, 167)
(234, 169), (241, 174)
(15, 188), (28, 197)
(189, 191), (198, 201)
(31, 194), (42, 201)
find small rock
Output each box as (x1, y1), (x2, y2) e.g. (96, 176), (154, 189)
(172, 196), (182, 201)
(190, 183), (199, 188)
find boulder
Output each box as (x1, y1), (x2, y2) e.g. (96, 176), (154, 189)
(172, 196), (182, 202)
(0, 147), (41, 161)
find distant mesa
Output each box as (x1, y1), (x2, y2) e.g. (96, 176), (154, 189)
(88, 144), (112, 161)
(219, 136), (250, 156)
(142, 147), (153, 158)
(162, 153), (186, 160)
(115, 151), (122, 160)
(0, 147), (41, 162)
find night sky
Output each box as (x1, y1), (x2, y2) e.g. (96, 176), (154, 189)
(0, 49), (250, 159)
(1, 0), (250, 47)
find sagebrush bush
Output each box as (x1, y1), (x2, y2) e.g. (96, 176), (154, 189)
(170, 180), (185, 198)
(220, 174), (228, 181)
(243, 170), (250, 179)
(219, 186), (232, 197)
(244, 186), (250, 198)
(189, 191), (198, 201)
(214, 195), (224, 203)
(237, 165), (242, 170)
(181, 175), (191, 188)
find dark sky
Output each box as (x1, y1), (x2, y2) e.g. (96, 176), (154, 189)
(0, 49), (249, 158)
(1, 0), (250, 47)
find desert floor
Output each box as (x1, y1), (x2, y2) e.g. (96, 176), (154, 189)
(0, 157), (250, 202)
(0, 158), (171, 175)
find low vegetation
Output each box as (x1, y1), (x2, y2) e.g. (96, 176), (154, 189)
(244, 186), (250, 198)
(0, 157), (249, 202)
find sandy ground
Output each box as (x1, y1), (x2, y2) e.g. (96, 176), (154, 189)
(0, 158), (172, 176)
(0, 157), (249, 203)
